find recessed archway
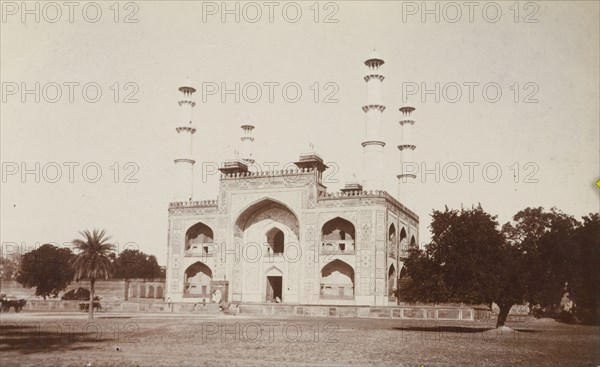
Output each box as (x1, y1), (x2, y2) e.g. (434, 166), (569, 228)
(388, 223), (396, 257)
(397, 266), (409, 301)
(185, 222), (214, 254)
(231, 198), (300, 303)
(266, 227), (285, 254)
(184, 262), (212, 298)
(234, 198), (300, 237)
(130, 285), (138, 298)
(148, 285), (155, 298)
(320, 259), (355, 299)
(388, 264), (396, 297)
(399, 227), (408, 255)
(321, 217), (356, 254)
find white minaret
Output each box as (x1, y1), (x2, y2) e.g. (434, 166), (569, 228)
(362, 49), (386, 191)
(397, 104), (416, 208)
(173, 81), (197, 201)
(240, 123), (255, 164)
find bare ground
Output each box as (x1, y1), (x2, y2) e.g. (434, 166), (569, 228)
(1, 312), (598, 366)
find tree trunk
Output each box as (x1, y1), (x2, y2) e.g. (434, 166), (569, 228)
(89, 278), (95, 319)
(496, 303), (512, 328)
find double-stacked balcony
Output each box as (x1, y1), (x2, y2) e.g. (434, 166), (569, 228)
(184, 243), (214, 257)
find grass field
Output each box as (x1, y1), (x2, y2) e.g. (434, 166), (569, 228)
(1, 312), (599, 366)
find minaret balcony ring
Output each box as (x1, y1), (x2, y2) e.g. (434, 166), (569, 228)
(397, 144), (416, 151)
(176, 127), (197, 134)
(363, 74), (385, 82)
(361, 105), (386, 113)
(178, 100), (196, 107)
(361, 141), (386, 148)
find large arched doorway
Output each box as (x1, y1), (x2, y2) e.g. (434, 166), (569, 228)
(265, 267), (283, 303)
(184, 262), (212, 298)
(321, 217), (356, 254)
(233, 199), (300, 303)
(320, 260), (355, 299)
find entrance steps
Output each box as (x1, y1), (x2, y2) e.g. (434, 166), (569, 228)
(188, 303), (222, 314)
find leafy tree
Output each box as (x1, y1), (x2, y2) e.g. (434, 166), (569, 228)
(402, 206), (526, 328)
(502, 207), (579, 314)
(0, 252), (21, 280)
(72, 229), (114, 319)
(112, 249), (163, 280)
(570, 213), (600, 323)
(16, 244), (74, 299)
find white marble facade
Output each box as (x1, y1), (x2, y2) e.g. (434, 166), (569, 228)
(166, 161), (418, 307)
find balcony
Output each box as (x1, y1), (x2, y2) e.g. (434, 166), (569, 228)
(183, 283), (211, 298)
(263, 249), (285, 258)
(320, 283), (354, 300)
(184, 244), (215, 257)
(320, 241), (355, 255)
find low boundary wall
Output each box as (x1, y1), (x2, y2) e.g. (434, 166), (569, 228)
(239, 304), (476, 321)
(8, 301), (532, 322)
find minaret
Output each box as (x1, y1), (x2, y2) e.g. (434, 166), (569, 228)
(362, 49), (386, 191)
(397, 103), (416, 209)
(173, 81), (197, 201)
(240, 123), (255, 164)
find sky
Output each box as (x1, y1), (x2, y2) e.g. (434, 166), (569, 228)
(1, 1), (599, 265)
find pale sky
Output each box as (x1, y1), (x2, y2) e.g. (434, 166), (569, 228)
(1, 1), (599, 265)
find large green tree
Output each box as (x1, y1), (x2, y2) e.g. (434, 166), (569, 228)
(402, 206), (527, 327)
(72, 229), (114, 319)
(570, 213), (600, 323)
(502, 207), (579, 315)
(16, 244), (74, 299)
(112, 249), (163, 280)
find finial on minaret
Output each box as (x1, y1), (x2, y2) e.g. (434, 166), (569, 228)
(364, 48), (385, 69)
(173, 79), (197, 201)
(361, 49), (386, 191)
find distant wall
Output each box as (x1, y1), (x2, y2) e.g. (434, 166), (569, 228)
(0, 280), (33, 298)
(0, 279), (165, 301)
(65, 279), (128, 301)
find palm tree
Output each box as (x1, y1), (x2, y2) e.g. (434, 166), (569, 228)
(72, 229), (114, 319)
